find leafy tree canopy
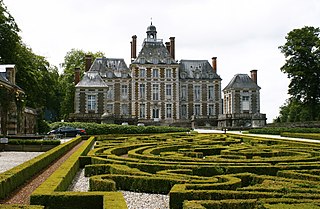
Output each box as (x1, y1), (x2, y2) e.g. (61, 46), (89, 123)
(278, 26), (320, 121)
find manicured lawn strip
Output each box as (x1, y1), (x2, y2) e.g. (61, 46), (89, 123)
(0, 136), (82, 200)
(280, 132), (320, 140)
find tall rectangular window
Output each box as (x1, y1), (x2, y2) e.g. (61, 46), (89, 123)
(139, 104), (145, 118)
(208, 86), (214, 100)
(121, 104), (128, 115)
(152, 69), (159, 78)
(139, 69), (146, 77)
(194, 104), (201, 116)
(166, 104), (172, 118)
(107, 86), (113, 100)
(242, 96), (250, 111)
(152, 84), (159, 100)
(181, 104), (187, 118)
(181, 85), (187, 100)
(208, 104), (215, 116)
(194, 86), (201, 101)
(139, 84), (146, 99)
(165, 68), (172, 78)
(121, 85), (128, 99)
(87, 95), (96, 111)
(166, 84), (172, 98)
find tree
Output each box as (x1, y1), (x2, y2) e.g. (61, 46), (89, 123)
(279, 26), (320, 121)
(0, 0), (20, 63)
(60, 49), (104, 119)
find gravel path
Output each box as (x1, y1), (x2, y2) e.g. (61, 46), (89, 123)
(69, 169), (170, 209)
(0, 141), (85, 204)
(0, 152), (44, 173)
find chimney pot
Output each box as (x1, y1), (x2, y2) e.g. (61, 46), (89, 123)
(169, 37), (175, 60)
(165, 42), (171, 54)
(131, 35), (137, 61)
(211, 57), (217, 74)
(250, 69), (258, 84)
(75, 68), (80, 85)
(85, 55), (93, 72)
(6, 66), (16, 85)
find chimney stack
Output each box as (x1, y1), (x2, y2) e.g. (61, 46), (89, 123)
(169, 37), (175, 60)
(165, 42), (171, 54)
(131, 35), (137, 61)
(250, 69), (258, 84)
(6, 66), (16, 85)
(74, 68), (80, 85)
(85, 54), (92, 72)
(211, 57), (217, 74)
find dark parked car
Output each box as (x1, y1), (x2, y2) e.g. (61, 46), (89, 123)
(48, 126), (86, 137)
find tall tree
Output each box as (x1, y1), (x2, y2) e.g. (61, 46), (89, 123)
(279, 26), (320, 121)
(0, 0), (20, 63)
(60, 49), (104, 119)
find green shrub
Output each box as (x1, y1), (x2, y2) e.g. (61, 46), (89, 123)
(280, 132), (320, 140)
(249, 127), (320, 135)
(50, 122), (189, 135)
(8, 139), (60, 145)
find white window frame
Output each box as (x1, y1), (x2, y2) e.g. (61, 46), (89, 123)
(166, 84), (172, 99)
(152, 84), (159, 100)
(139, 103), (146, 118)
(208, 85), (214, 100)
(139, 68), (146, 77)
(166, 103), (172, 118)
(165, 68), (172, 78)
(181, 85), (187, 100)
(139, 84), (146, 99)
(121, 85), (128, 100)
(208, 104), (215, 116)
(194, 85), (201, 101)
(152, 68), (159, 78)
(181, 104), (187, 118)
(121, 103), (129, 115)
(194, 104), (201, 116)
(87, 94), (97, 112)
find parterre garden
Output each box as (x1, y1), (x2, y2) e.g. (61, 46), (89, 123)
(2, 129), (320, 208)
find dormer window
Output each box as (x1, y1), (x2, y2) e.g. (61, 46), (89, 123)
(107, 71), (113, 78)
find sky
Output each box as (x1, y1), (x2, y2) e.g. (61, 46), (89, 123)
(4, 0), (320, 123)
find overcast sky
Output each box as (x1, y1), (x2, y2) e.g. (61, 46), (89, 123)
(4, 0), (320, 123)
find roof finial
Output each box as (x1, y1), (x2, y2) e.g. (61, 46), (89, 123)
(151, 17), (153, 25)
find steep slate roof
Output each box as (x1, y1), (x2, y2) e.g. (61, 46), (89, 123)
(179, 60), (221, 80)
(132, 41), (176, 65)
(89, 57), (131, 78)
(223, 74), (260, 91)
(76, 71), (107, 87)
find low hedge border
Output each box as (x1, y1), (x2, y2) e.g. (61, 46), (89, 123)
(280, 132), (320, 140)
(183, 198), (320, 209)
(0, 136), (82, 200)
(30, 136), (127, 209)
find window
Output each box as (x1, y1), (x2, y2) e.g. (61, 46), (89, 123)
(166, 104), (172, 118)
(242, 96), (250, 111)
(153, 108), (159, 119)
(194, 104), (201, 116)
(194, 85), (201, 101)
(166, 84), (172, 98)
(208, 86), (214, 100)
(121, 85), (128, 99)
(139, 69), (146, 77)
(139, 84), (146, 99)
(208, 104), (215, 116)
(165, 69), (172, 78)
(181, 104), (187, 118)
(106, 104), (113, 114)
(181, 86), (187, 100)
(140, 104), (145, 118)
(152, 84), (159, 100)
(152, 69), (159, 78)
(121, 104), (129, 115)
(107, 86), (113, 100)
(87, 95), (96, 111)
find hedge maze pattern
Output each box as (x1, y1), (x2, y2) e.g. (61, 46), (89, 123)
(86, 133), (320, 209)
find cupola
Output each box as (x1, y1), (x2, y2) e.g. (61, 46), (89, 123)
(146, 22), (157, 41)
